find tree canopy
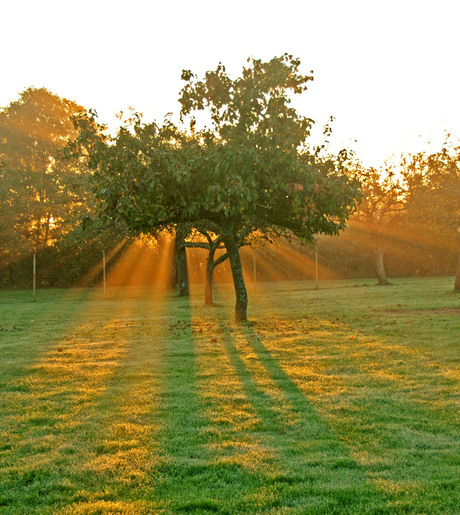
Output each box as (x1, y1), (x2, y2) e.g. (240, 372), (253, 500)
(0, 87), (90, 266)
(71, 55), (361, 321)
(402, 141), (460, 290)
(1, 63), (457, 295)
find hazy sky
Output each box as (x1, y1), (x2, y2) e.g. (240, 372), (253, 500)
(1, 0), (459, 167)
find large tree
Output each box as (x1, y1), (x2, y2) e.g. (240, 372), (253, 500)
(72, 56), (361, 321)
(0, 87), (88, 269)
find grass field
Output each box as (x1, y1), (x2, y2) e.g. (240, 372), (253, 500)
(0, 277), (459, 514)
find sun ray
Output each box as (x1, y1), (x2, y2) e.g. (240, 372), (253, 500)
(72, 238), (127, 290)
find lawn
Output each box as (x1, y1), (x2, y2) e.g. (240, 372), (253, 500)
(0, 277), (459, 513)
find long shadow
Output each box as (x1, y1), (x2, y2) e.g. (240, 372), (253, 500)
(149, 294), (218, 511)
(150, 298), (276, 513)
(211, 317), (393, 513)
(0, 294), (152, 511)
(0, 288), (98, 390)
(51, 292), (170, 513)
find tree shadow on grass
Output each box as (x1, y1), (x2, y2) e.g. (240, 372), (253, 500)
(150, 301), (278, 513)
(0, 289), (99, 390)
(0, 297), (148, 511)
(208, 317), (393, 513)
(56, 297), (168, 512)
(231, 315), (460, 514)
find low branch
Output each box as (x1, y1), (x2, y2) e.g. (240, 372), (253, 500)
(213, 252), (229, 267)
(183, 241), (210, 250)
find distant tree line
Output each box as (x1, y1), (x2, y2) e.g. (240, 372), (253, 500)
(1, 58), (459, 320)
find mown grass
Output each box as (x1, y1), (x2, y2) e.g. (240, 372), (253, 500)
(0, 277), (459, 513)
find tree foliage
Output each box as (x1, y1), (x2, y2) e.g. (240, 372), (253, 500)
(70, 56), (362, 321)
(402, 141), (460, 290)
(0, 87), (90, 269)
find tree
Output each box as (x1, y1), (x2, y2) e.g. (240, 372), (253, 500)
(183, 224), (229, 305)
(0, 87), (88, 270)
(403, 142), (460, 290)
(173, 222), (229, 303)
(71, 56), (361, 322)
(177, 56), (361, 320)
(350, 165), (406, 285)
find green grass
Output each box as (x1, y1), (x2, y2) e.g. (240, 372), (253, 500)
(0, 277), (459, 513)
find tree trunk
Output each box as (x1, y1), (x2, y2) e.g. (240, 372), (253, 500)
(175, 234), (189, 297)
(205, 259), (214, 305)
(204, 248), (216, 305)
(374, 248), (389, 285)
(225, 237), (248, 323)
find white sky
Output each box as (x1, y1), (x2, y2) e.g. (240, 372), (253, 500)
(1, 0), (459, 167)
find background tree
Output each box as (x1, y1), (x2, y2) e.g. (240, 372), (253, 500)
(72, 56), (361, 322)
(0, 87), (89, 273)
(403, 141), (460, 290)
(350, 165), (406, 285)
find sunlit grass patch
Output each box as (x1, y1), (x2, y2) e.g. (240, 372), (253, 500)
(0, 295), (170, 511)
(0, 320), (131, 508)
(56, 499), (156, 514)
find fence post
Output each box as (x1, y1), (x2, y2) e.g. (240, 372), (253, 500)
(315, 244), (319, 290)
(33, 253), (36, 302)
(103, 250), (107, 298)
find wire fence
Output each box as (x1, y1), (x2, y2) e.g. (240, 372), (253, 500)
(3, 236), (457, 302)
